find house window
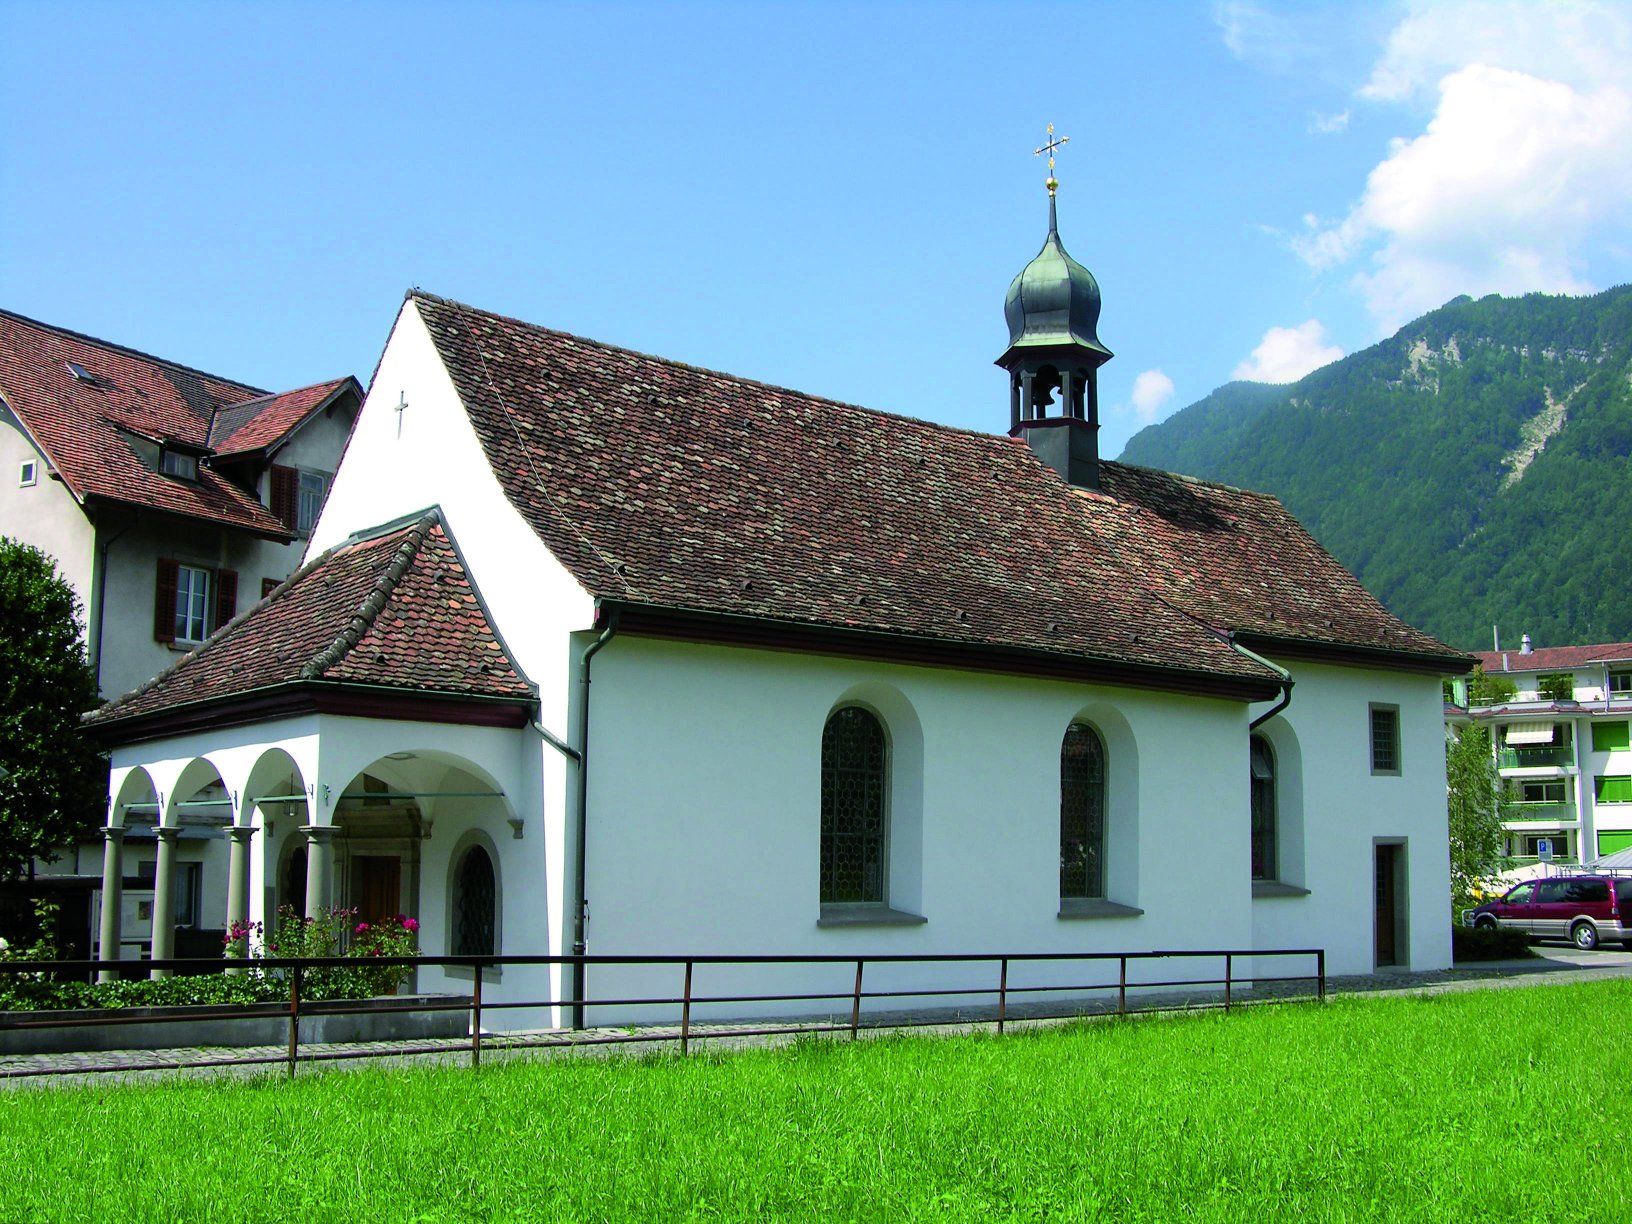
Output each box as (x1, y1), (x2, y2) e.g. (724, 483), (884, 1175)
(1610, 672), (1632, 696)
(1370, 705), (1400, 775)
(159, 449), (200, 481)
(261, 577), (280, 600)
(1592, 721), (1630, 753)
(1517, 780), (1567, 805)
(1523, 834), (1569, 859)
(1537, 672), (1575, 702)
(1595, 775), (1632, 804)
(1250, 735), (1277, 881)
(1060, 723), (1107, 899)
(18, 459), (36, 487)
(297, 470), (327, 533)
(174, 565), (211, 643)
(452, 845), (497, 956)
(820, 706), (888, 904)
(174, 862), (202, 928)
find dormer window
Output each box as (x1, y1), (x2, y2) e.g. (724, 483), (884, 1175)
(160, 449), (200, 481)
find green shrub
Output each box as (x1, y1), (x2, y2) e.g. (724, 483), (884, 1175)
(1451, 924), (1532, 962)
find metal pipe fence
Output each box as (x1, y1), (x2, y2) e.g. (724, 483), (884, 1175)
(0, 946), (1325, 1080)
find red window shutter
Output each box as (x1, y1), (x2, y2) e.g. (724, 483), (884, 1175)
(154, 558), (178, 643)
(269, 465), (298, 529)
(214, 568), (238, 632)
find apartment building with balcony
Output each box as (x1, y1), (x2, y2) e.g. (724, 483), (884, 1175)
(1447, 635), (1632, 867)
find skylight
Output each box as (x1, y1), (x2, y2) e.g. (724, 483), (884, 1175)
(65, 361), (101, 385)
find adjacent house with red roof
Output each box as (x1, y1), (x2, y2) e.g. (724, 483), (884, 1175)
(1448, 635), (1632, 867)
(0, 306), (361, 701)
(82, 190), (1468, 1020)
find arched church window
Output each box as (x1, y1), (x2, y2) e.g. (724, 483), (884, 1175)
(821, 706), (888, 904)
(1060, 723), (1106, 899)
(452, 845), (497, 956)
(1250, 735), (1277, 881)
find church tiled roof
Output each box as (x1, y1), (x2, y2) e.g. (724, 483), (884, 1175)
(0, 307), (350, 536)
(412, 293), (1466, 690)
(87, 510), (533, 726)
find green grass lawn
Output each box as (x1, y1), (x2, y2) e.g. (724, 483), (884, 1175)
(4, 982), (1630, 1222)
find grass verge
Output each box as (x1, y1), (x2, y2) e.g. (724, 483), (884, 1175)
(4, 981), (1630, 1221)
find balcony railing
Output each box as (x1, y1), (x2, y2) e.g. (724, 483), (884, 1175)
(1502, 801), (1576, 823)
(1498, 744), (1573, 770)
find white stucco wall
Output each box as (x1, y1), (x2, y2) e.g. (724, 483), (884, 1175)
(0, 406), (96, 617)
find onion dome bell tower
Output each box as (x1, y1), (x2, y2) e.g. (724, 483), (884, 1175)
(997, 126), (1113, 490)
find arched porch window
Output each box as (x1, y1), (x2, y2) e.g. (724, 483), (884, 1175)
(1250, 735), (1277, 881)
(1060, 723), (1106, 899)
(821, 706), (888, 903)
(452, 844), (497, 956)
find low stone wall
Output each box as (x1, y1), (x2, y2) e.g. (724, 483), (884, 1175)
(0, 995), (473, 1056)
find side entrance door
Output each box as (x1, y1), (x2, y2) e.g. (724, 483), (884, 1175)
(1375, 844), (1400, 967)
(350, 856), (402, 929)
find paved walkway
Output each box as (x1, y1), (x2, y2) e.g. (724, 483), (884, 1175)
(5, 945), (1630, 1088)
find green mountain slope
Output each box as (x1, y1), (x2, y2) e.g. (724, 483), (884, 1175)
(1119, 286), (1632, 652)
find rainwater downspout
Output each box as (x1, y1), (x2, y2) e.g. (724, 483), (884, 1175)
(1230, 635), (1294, 730)
(571, 605), (620, 1030)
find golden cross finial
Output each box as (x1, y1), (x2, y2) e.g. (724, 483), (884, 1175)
(1034, 122), (1069, 196)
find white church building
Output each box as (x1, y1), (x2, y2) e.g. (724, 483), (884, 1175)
(87, 190), (1469, 1025)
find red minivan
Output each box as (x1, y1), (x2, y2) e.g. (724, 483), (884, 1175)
(1466, 875), (1632, 950)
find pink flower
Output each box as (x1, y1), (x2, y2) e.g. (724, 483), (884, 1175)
(355, 922), (370, 934)
(402, 917), (419, 933)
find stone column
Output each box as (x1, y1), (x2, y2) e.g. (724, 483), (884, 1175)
(149, 826), (180, 979)
(302, 825), (336, 919)
(225, 825), (254, 971)
(97, 825), (125, 983)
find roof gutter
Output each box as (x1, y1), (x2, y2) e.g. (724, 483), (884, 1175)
(1229, 634), (1294, 731)
(571, 604), (620, 1031)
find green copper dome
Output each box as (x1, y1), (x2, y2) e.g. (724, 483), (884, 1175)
(1002, 197), (1112, 359)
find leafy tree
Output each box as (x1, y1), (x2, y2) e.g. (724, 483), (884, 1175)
(1445, 723), (1510, 918)
(1467, 666), (1517, 706)
(0, 538), (106, 879)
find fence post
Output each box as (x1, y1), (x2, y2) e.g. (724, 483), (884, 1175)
(286, 964), (302, 1080)
(471, 964), (483, 1069)
(996, 957), (1008, 1035)
(1316, 949), (1326, 1003)
(1118, 955), (1127, 1016)
(680, 960), (693, 1056)
(1223, 953), (1232, 1012)
(850, 959), (864, 1041)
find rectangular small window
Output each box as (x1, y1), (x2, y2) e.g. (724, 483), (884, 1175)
(261, 577), (280, 599)
(1610, 671), (1632, 695)
(1370, 705), (1400, 775)
(19, 459), (37, 487)
(175, 862), (202, 927)
(1592, 721), (1631, 753)
(1595, 775), (1632, 804)
(160, 449), (199, 481)
(173, 565), (211, 643)
(296, 470), (327, 533)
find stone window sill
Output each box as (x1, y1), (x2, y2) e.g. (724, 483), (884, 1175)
(1252, 880), (1312, 899)
(817, 904), (927, 928)
(1057, 898), (1144, 920)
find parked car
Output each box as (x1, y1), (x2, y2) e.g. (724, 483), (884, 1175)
(1464, 875), (1632, 950)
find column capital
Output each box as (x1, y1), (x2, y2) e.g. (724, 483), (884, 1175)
(103, 825), (126, 844)
(300, 823), (338, 844)
(227, 824), (256, 844)
(154, 826), (181, 844)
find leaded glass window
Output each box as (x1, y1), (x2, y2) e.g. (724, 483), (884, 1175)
(821, 706), (888, 903)
(1250, 735), (1277, 881)
(453, 846), (496, 956)
(1060, 723), (1106, 899)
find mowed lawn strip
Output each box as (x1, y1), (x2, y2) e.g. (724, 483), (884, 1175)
(3, 981), (1629, 1222)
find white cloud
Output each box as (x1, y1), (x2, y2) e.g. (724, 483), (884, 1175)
(1295, 1), (1632, 331)
(1308, 109), (1350, 135)
(1214, 1), (1302, 67)
(1129, 369), (1176, 422)
(1232, 321), (1344, 383)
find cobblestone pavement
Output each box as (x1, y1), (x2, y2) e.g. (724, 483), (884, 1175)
(5, 944), (1629, 1088)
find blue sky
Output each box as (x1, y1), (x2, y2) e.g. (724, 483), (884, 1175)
(4, 1), (1630, 456)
